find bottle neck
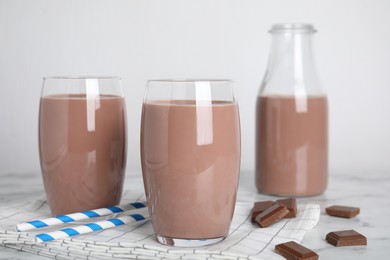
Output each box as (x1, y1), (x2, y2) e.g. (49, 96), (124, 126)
(261, 29), (323, 96)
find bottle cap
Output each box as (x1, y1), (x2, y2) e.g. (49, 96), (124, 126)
(269, 23), (317, 34)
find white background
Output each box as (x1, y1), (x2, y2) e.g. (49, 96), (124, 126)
(0, 0), (389, 177)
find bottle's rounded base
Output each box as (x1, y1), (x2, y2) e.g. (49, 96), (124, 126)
(156, 234), (226, 247)
(256, 188), (326, 197)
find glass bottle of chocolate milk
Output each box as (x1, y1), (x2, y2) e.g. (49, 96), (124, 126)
(256, 24), (328, 196)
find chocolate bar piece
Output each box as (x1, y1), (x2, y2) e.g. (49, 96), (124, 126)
(275, 241), (319, 260)
(325, 205), (360, 218)
(326, 230), (367, 247)
(255, 203), (289, 228)
(276, 198), (297, 218)
(251, 200), (274, 223)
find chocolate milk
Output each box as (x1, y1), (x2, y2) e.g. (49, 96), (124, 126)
(39, 94), (126, 215)
(140, 100), (240, 239)
(256, 95), (327, 196)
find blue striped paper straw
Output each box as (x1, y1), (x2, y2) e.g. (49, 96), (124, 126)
(35, 210), (149, 243)
(16, 201), (147, 232)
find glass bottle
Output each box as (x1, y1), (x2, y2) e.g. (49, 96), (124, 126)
(255, 24), (328, 196)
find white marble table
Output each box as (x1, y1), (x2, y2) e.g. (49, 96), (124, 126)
(1, 170), (389, 259)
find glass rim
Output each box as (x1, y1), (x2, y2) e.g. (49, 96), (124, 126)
(269, 23), (317, 34)
(147, 78), (234, 84)
(43, 76), (122, 80)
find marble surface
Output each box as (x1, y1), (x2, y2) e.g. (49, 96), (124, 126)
(1, 170), (389, 259)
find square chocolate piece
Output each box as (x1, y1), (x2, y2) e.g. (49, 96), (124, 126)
(275, 241), (319, 260)
(251, 200), (274, 223)
(255, 203), (289, 228)
(326, 230), (367, 247)
(325, 205), (360, 218)
(276, 197), (297, 218)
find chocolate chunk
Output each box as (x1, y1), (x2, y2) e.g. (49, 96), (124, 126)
(254, 203), (289, 228)
(326, 230), (367, 247)
(276, 198), (297, 218)
(251, 200), (274, 223)
(325, 205), (360, 218)
(275, 241), (319, 260)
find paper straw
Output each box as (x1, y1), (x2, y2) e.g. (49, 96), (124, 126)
(35, 210), (149, 243)
(16, 201), (147, 232)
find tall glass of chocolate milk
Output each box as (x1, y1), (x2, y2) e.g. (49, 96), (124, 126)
(141, 79), (241, 246)
(256, 24), (328, 196)
(39, 77), (127, 216)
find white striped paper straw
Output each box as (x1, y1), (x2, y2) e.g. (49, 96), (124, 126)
(16, 201), (147, 232)
(35, 210), (149, 243)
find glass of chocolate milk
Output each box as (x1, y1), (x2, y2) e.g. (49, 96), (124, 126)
(140, 79), (241, 246)
(39, 76), (127, 216)
(256, 24), (328, 196)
